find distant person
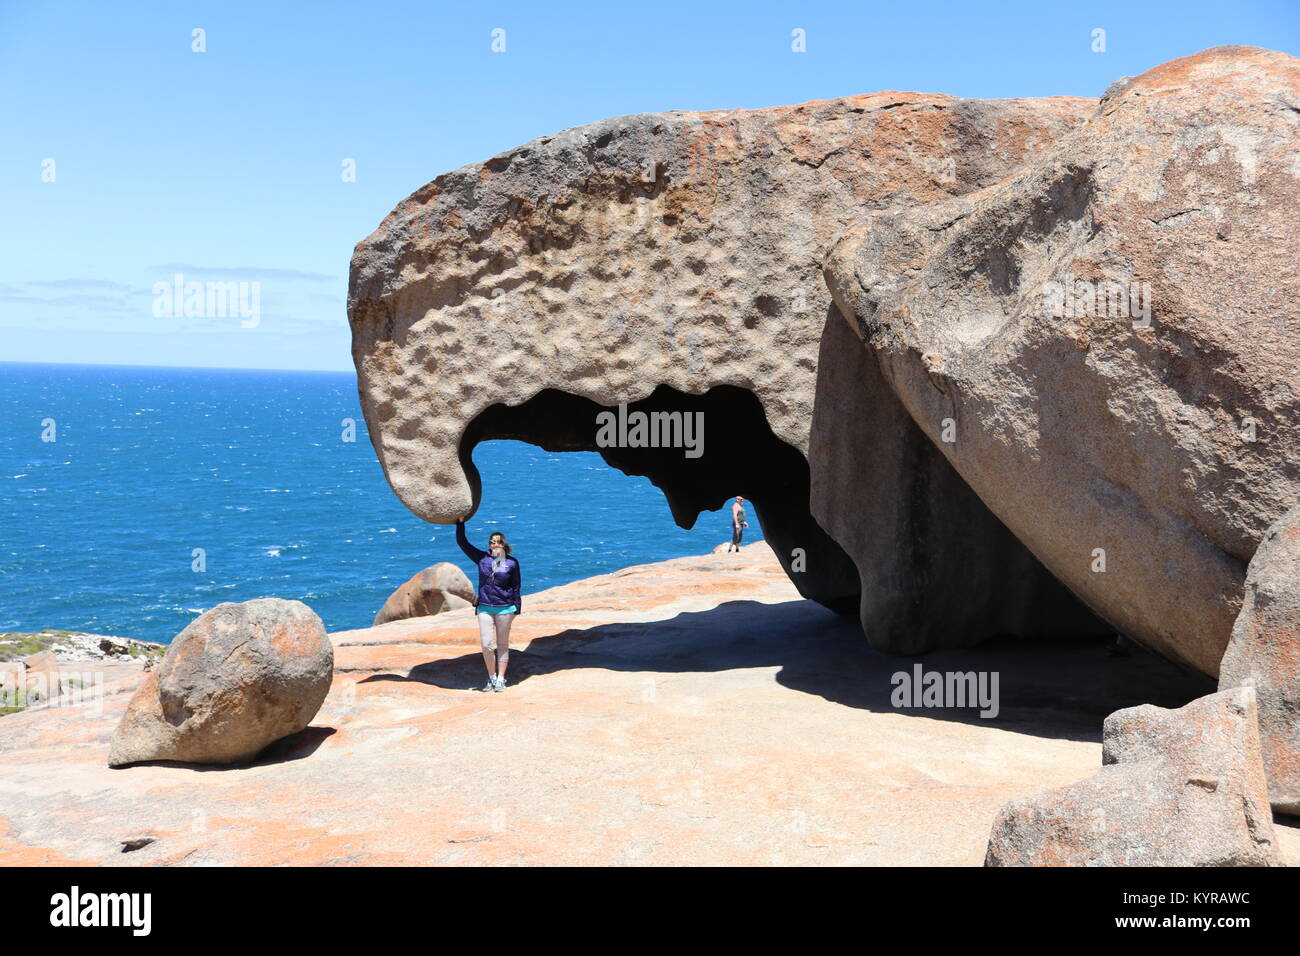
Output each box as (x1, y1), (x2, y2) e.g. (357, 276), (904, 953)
(728, 496), (749, 552)
(456, 517), (522, 692)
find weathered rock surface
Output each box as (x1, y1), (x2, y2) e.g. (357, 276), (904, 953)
(1220, 503), (1300, 813)
(373, 562), (474, 625)
(349, 88), (1104, 651)
(985, 686), (1281, 866)
(108, 598), (334, 767)
(7, 542), (1286, 866)
(826, 46), (1300, 675)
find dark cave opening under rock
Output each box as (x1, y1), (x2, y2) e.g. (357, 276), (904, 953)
(459, 384), (863, 615)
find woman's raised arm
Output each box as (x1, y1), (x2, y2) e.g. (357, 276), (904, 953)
(455, 519), (486, 561)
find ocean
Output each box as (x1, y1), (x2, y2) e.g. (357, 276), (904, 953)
(0, 362), (758, 643)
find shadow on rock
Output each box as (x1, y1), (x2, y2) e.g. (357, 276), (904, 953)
(358, 598), (1213, 743)
(109, 726), (337, 771)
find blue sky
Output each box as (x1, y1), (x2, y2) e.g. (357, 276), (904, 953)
(3, 0), (1296, 371)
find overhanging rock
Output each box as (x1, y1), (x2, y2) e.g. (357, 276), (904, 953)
(348, 90), (1104, 651)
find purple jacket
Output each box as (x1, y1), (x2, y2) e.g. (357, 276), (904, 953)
(456, 522), (522, 614)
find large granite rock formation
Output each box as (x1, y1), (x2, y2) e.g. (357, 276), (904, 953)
(1220, 503), (1300, 813)
(826, 46), (1300, 675)
(349, 90), (1104, 652)
(374, 562), (475, 625)
(985, 687), (1281, 866)
(108, 599), (334, 767)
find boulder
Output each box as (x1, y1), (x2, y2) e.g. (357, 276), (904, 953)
(373, 562), (474, 625)
(826, 46), (1300, 674)
(21, 650), (60, 701)
(985, 687), (1280, 866)
(348, 87), (1103, 651)
(108, 599), (333, 767)
(0, 662), (24, 698)
(1220, 503), (1300, 814)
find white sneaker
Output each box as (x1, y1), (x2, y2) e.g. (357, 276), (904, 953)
(492, 675), (507, 692)
(479, 678), (496, 692)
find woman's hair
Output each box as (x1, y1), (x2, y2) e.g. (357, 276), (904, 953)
(488, 531), (512, 555)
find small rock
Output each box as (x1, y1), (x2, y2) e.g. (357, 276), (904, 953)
(1220, 503), (1300, 814)
(984, 687), (1281, 866)
(0, 662), (24, 692)
(373, 563), (474, 625)
(22, 650), (60, 700)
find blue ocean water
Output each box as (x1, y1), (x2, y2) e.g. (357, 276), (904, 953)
(0, 362), (758, 643)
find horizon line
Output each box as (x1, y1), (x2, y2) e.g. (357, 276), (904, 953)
(0, 359), (357, 375)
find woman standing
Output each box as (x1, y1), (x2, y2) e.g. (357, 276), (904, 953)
(456, 518), (522, 692)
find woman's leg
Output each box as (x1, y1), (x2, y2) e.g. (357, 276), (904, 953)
(477, 612), (497, 676)
(494, 613), (514, 681)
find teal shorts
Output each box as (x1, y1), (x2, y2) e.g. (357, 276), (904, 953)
(477, 604), (517, 615)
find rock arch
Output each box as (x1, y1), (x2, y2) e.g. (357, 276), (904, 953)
(348, 89), (1106, 652)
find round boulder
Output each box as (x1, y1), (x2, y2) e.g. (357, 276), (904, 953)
(108, 598), (334, 767)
